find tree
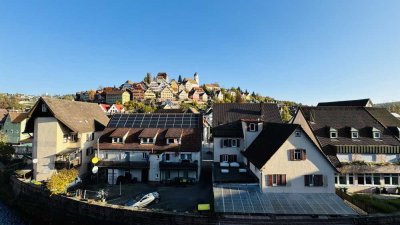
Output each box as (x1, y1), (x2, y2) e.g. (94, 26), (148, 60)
(281, 105), (292, 123)
(0, 141), (14, 163)
(144, 73), (152, 84)
(46, 169), (79, 195)
(88, 90), (96, 101)
(178, 75), (182, 83)
(62, 95), (75, 101)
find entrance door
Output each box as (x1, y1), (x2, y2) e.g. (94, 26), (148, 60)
(141, 169), (149, 182)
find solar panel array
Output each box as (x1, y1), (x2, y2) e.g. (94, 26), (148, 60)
(213, 184), (357, 215)
(108, 113), (201, 128)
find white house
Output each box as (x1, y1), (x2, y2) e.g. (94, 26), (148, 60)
(97, 113), (203, 184)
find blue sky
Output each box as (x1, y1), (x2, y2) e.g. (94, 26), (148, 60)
(0, 0), (399, 105)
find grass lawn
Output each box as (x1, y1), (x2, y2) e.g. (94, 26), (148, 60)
(352, 194), (400, 213)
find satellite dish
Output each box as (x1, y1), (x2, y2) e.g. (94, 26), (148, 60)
(32, 159), (38, 164)
(92, 166), (99, 174)
(91, 157), (99, 164)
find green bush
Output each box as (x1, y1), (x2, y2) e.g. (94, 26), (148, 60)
(353, 194), (400, 213)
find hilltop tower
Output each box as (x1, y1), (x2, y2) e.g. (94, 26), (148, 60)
(194, 72), (199, 85)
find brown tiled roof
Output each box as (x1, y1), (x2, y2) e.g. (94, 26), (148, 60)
(165, 128), (183, 138)
(8, 112), (28, 123)
(339, 163), (400, 173)
(26, 97), (109, 133)
(0, 109), (7, 122)
(99, 128), (201, 152)
(366, 107), (400, 128)
(317, 99), (372, 107)
(110, 128), (130, 137)
(212, 103), (282, 137)
(138, 128), (159, 138)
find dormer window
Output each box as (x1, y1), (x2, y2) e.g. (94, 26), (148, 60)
(351, 128), (359, 139)
(141, 138), (154, 144)
(330, 127), (338, 139)
(167, 138), (175, 144)
(112, 137), (122, 143)
(372, 127), (381, 139)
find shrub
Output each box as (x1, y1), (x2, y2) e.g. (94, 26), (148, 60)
(46, 169), (79, 195)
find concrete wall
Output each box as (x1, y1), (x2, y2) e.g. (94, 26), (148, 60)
(259, 131), (336, 193)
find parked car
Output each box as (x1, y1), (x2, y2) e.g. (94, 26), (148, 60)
(125, 192), (160, 208)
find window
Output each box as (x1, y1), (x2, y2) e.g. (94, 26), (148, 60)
(249, 123), (256, 132)
(330, 127), (338, 139)
(41, 104), (47, 112)
(87, 133), (95, 141)
(373, 174), (380, 185)
(357, 174), (365, 185)
(86, 147), (94, 156)
(267, 174), (286, 186)
(221, 139), (241, 148)
(295, 130), (301, 137)
(348, 174), (354, 185)
(361, 154), (376, 162)
(220, 154), (229, 162)
(351, 131), (359, 139)
(290, 149), (306, 161)
(142, 153), (148, 159)
(365, 174), (372, 185)
(142, 138), (154, 144)
(112, 138), (122, 143)
(384, 174), (399, 185)
(167, 138), (175, 144)
(372, 127), (380, 139)
(304, 174), (323, 187)
(165, 154), (170, 161)
(339, 174), (346, 185)
(180, 153), (192, 161)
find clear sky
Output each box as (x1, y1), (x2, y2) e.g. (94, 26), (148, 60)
(0, 0), (399, 105)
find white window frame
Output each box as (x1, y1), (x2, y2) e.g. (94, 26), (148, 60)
(330, 131), (338, 139)
(167, 138), (175, 144)
(294, 149), (302, 160)
(41, 104), (47, 112)
(373, 131), (381, 139)
(142, 152), (148, 159)
(112, 137), (122, 143)
(351, 131), (359, 139)
(295, 131), (301, 137)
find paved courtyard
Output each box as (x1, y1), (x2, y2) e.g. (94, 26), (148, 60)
(81, 169), (213, 212)
(214, 184), (357, 216)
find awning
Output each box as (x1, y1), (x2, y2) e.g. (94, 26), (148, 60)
(159, 161), (198, 170)
(334, 145), (400, 154)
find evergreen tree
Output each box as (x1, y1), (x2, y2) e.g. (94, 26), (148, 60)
(178, 75), (182, 83)
(281, 105), (292, 123)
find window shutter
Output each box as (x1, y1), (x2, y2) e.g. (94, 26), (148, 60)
(282, 174), (286, 185)
(289, 150), (294, 161)
(267, 175), (272, 186)
(247, 123), (250, 132)
(304, 175), (310, 186)
(317, 175), (323, 186)
(301, 149), (306, 160)
(277, 174), (281, 185)
(255, 124), (258, 131)
(236, 139), (240, 147)
(220, 139), (224, 148)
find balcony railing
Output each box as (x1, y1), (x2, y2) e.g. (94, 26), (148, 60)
(55, 158), (81, 170)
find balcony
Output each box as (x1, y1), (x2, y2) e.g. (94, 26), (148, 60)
(159, 160), (198, 170)
(55, 148), (82, 170)
(97, 160), (150, 169)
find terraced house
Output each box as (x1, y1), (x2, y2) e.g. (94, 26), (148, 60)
(96, 113), (202, 184)
(293, 105), (400, 193)
(212, 103), (337, 193)
(26, 97), (109, 181)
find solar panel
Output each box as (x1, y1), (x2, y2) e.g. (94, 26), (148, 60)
(107, 113), (201, 128)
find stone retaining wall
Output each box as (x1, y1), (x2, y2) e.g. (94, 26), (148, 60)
(9, 176), (400, 225)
